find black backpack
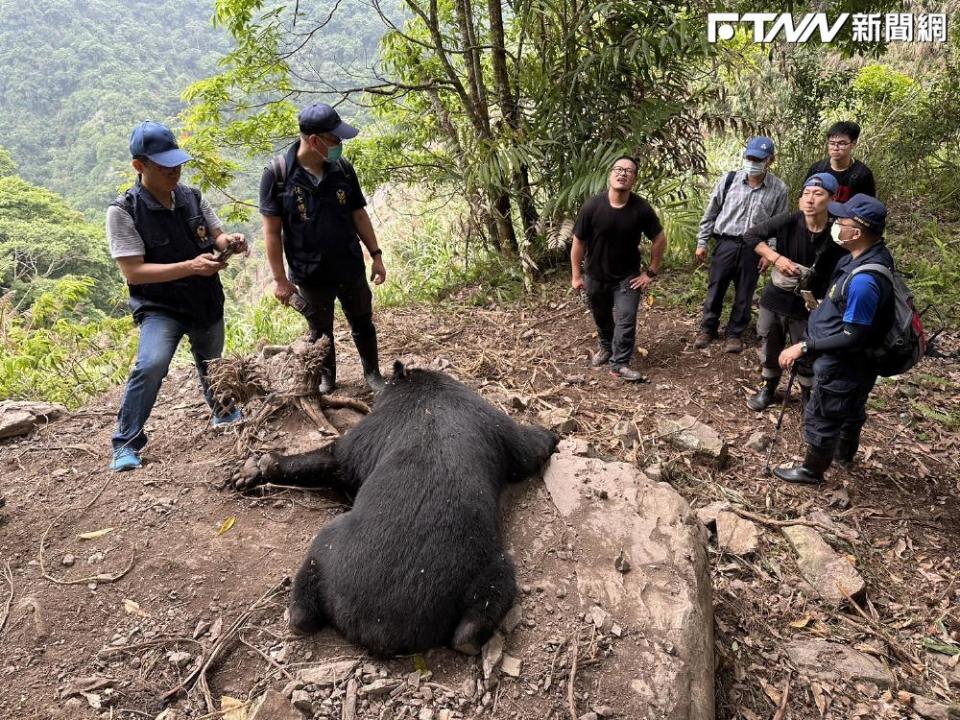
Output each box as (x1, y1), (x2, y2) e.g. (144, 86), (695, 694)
(839, 264), (927, 376)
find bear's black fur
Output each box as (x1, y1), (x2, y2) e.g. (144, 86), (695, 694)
(233, 363), (557, 657)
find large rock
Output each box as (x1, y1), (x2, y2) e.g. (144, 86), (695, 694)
(656, 415), (728, 467)
(542, 440), (714, 720)
(785, 639), (894, 688)
(249, 689), (304, 720)
(715, 511), (760, 555)
(782, 525), (865, 606)
(0, 401), (67, 440)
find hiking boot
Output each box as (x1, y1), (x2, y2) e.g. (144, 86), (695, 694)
(693, 331), (715, 349)
(609, 366), (648, 383)
(110, 447), (142, 472)
(590, 347), (612, 368)
(724, 336), (744, 353)
(213, 407), (242, 427)
(773, 445), (834, 485)
(747, 378), (778, 411)
(355, 332), (386, 395)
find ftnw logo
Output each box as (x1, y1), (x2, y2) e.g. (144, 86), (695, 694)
(708, 12), (949, 43)
(708, 13), (849, 43)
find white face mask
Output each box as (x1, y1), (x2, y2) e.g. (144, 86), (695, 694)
(831, 222), (847, 246)
(743, 159), (766, 176)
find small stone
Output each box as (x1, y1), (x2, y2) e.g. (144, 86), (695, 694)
(458, 678), (476, 698)
(614, 550), (631, 573)
(612, 420), (638, 449)
(644, 463), (662, 481)
(593, 706), (616, 718)
(579, 713), (599, 720)
(555, 586), (567, 598)
(499, 605), (522, 634)
(588, 606), (612, 632)
(782, 526), (865, 606)
(745, 431), (770, 452)
(538, 409), (579, 434)
(167, 651), (192, 669)
(657, 415), (729, 467)
(501, 654), (521, 677)
(299, 659), (359, 686)
(437, 710), (452, 720)
(482, 631), (505, 678)
(250, 689), (303, 720)
(610, 624), (623, 638)
(418, 708), (434, 720)
(695, 500), (731, 530)
(360, 679), (400, 697)
(282, 680), (302, 698)
(509, 395), (528, 410)
(61, 554), (76, 567)
(290, 690), (312, 712)
(87, 552), (104, 565)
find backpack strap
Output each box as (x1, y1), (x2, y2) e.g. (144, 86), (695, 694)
(841, 263), (894, 296)
(111, 189), (137, 221)
(717, 171), (736, 211)
(270, 153), (288, 200)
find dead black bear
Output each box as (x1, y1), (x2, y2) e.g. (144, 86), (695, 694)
(229, 362), (558, 656)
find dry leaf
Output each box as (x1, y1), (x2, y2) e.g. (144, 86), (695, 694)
(811, 682), (828, 716)
(217, 516), (236, 536)
(221, 695), (246, 720)
(209, 616), (223, 642)
(759, 677), (782, 706)
(78, 528), (114, 541)
(789, 614), (813, 629)
(122, 599), (150, 618)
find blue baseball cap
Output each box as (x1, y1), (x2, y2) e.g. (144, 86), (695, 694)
(829, 193), (887, 234)
(803, 172), (839, 195)
(298, 103), (359, 139)
(129, 121), (191, 167)
(744, 136), (775, 159)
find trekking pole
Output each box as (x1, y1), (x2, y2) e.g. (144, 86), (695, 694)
(763, 367), (799, 475)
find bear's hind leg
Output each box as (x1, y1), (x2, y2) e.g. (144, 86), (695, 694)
(451, 553), (517, 655)
(288, 551), (329, 636)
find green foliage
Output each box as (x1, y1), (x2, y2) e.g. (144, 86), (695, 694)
(0, 0), (228, 214)
(0, 174), (121, 311)
(0, 277), (135, 408)
(0, 147), (16, 178)
(223, 294), (306, 353)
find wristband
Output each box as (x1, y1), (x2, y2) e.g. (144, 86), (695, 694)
(370, 249), (383, 257)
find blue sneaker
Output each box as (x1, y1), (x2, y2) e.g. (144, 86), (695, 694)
(212, 408), (242, 428)
(110, 447), (142, 472)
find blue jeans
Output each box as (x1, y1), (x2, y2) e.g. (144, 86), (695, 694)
(112, 312), (225, 452)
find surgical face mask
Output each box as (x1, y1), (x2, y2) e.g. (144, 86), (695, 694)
(743, 158), (765, 176)
(326, 143), (343, 162)
(831, 222), (846, 245)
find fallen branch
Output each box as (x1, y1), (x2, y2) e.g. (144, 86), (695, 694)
(772, 671), (792, 720)
(37, 478), (137, 586)
(161, 576), (290, 711)
(567, 630), (580, 720)
(0, 563), (13, 634)
(836, 585), (924, 673)
(297, 397), (340, 436)
(729, 507), (851, 540)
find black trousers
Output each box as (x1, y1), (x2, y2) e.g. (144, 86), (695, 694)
(299, 275), (377, 373)
(804, 354), (877, 450)
(584, 274), (641, 367)
(700, 237), (760, 338)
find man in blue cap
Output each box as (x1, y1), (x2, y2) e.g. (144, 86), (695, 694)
(774, 194), (895, 484)
(107, 121), (249, 471)
(743, 172), (847, 411)
(260, 103), (387, 394)
(694, 136), (789, 353)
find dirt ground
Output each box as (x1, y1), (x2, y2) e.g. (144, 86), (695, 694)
(1, 276), (958, 720)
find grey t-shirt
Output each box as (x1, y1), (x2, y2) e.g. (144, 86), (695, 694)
(107, 192), (223, 259)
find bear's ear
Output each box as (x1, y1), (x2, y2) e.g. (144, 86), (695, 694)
(392, 360), (406, 379)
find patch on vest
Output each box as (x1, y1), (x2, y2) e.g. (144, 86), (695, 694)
(294, 187), (309, 221)
(196, 224), (207, 240)
(337, 188), (347, 206)
(828, 281), (840, 302)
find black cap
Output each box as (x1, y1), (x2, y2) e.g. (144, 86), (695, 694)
(298, 103), (359, 139)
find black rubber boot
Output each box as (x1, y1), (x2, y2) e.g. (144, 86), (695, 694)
(747, 378), (778, 411)
(316, 335), (336, 394)
(835, 430), (861, 468)
(773, 444), (834, 485)
(354, 332), (386, 394)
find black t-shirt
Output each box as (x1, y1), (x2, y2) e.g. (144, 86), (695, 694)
(804, 159), (876, 203)
(744, 211), (846, 319)
(572, 193), (663, 282)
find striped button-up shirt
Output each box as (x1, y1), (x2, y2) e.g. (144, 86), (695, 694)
(696, 170), (789, 250)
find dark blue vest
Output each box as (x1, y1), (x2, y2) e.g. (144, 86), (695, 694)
(275, 142), (365, 285)
(112, 182), (224, 325)
(807, 241), (895, 348)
